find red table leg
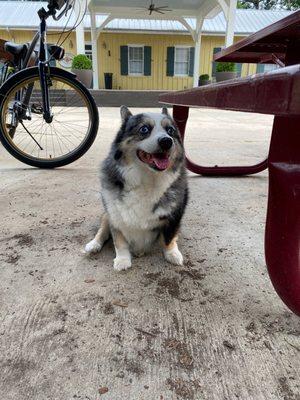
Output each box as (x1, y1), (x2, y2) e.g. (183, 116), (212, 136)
(265, 116), (300, 315)
(173, 105), (268, 176)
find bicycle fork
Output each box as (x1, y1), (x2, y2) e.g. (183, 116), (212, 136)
(39, 16), (53, 123)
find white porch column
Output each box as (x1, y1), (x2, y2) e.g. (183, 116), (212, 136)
(193, 17), (203, 88)
(225, 0), (237, 47)
(90, 11), (99, 89)
(75, 0), (85, 54)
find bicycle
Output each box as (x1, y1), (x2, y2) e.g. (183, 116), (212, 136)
(0, 0), (99, 168)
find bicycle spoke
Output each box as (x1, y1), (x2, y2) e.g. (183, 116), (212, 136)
(52, 121), (73, 152)
(51, 123), (64, 155)
(54, 119), (88, 138)
(20, 120), (43, 150)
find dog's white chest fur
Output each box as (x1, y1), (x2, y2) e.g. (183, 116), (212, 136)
(102, 165), (178, 253)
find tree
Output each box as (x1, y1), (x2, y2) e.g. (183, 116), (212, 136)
(281, 0), (300, 9)
(237, 0), (300, 9)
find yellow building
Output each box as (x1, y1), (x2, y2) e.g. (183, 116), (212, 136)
(91, 32), (253, 90)
(0, 2), (290, 90)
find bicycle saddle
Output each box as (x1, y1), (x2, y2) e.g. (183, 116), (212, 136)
(4, 42), (27, 57)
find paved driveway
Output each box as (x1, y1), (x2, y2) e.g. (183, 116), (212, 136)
(0, 108), (299, 400)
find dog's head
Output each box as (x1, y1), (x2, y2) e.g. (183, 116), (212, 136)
(114, 106), (184, 172)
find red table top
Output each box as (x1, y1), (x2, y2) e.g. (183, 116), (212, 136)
(159, 65), (300, 116)
(214, 10), (300, 65)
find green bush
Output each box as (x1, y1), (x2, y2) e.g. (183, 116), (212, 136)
(72, 54), (92, 70)
(199, 74), (210, 81)
(216, 62), (236, 72)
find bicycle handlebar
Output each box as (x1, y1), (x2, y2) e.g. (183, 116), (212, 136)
(52, 0), (73, 21)
(44, 0), (73, 21)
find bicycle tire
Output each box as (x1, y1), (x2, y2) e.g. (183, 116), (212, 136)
(0, 66), (99, 168)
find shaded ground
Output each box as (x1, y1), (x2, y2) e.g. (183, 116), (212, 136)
(0, 108), (299, 400)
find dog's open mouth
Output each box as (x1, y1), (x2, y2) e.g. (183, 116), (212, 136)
(137, 150), (170, 171)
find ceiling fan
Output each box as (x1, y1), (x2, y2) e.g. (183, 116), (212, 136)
(137, 1), (172, 15)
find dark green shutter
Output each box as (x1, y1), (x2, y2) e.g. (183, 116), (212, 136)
(236, 63), (242, 77)
(166, 47), (175, 77)
(256, 64), (265, 73)
(144, 46), (151, 76)
(120, 45), (128, 76)
(212, 47), (222, 77)
(188, 47), (195, 77)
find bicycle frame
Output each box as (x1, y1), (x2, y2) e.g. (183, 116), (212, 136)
(23, 32), (40, 69)
(4, 15), (51, 127)
(18, 32), (40, 116)
(11, 2), (69, 124)
(3, 0), (71, 134)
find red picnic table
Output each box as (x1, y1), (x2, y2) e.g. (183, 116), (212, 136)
(159, 10), (300, 316)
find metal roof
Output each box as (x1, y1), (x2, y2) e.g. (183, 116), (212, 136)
(0, 1), (294, 35)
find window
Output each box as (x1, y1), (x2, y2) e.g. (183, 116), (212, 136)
(263, 64), (279, 73)
(256, 63), (279, 73)
(120, 46), (151, 77)
(212, 47), (222, 77)
(85, 43), (92, 61)
(128, 45), (143, 75)
(174, 47), (189, 76)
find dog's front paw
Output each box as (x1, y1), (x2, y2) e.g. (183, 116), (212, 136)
(164, 247), (183, 266)
(84, 239), (103, 254)
(113, 256), (132, 271)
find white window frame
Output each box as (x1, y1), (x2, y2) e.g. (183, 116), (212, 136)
(174, 45), (190, 77)
(84, 42), (92, 61)
(128, 44), (144, 76)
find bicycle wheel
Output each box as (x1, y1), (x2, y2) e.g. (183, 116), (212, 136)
(0, 66), (99, 168)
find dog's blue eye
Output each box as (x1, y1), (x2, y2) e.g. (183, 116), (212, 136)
(139, 125), (150, 134)
(167, 126), (175, 135)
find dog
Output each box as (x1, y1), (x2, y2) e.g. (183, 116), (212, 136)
(84, 106), (188, 271)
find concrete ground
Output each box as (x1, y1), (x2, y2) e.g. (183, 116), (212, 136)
(0, 108), (299, 400)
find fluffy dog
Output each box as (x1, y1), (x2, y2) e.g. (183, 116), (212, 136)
(85, 106), (188, 271)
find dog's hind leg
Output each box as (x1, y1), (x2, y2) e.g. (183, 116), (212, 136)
(111, 228), (132, 271)
(85, 213), (110, 254)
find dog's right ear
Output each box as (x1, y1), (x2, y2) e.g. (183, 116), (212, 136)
(120, 105), (132, 122)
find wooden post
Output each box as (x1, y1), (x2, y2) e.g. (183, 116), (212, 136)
(225, 0), (237, 47)
(193, 17), (203, 88)
(90, 11), (99, 89)
(75, 0), (85, 55)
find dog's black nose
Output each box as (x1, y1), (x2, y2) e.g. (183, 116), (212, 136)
(158, 136), (173, 151)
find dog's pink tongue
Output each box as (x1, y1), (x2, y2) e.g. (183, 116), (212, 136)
(153, 154), (170, 170)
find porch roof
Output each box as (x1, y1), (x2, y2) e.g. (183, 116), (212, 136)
(90, 10), (293, 36)
(87, 0), (221, 19)
(0, 1), (292, 36)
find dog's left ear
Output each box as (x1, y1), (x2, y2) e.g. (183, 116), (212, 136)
(162, 107), (170, 116)
(120, 105), (132, 122)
